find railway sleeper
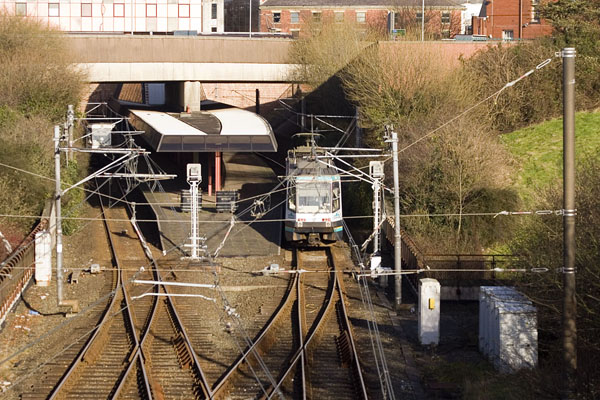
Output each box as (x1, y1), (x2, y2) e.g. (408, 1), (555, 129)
(148, 374), (166, 400)
(82, 322), (112, 365)
(172, 332), (193, 369)
(335, 331), (353, 367)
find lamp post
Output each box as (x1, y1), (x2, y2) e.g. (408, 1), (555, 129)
(249, 0), (252, 38)
(421, 0), (425, 41)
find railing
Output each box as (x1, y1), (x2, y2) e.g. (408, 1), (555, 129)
(0, 216), (49, 326)
(382, 216), (425, 294)
(382, 216), (517, 292)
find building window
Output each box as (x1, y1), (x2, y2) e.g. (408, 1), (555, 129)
(273, 12), (281, 23)
(393, 12), (402, 29)
(15, 2), (26, 15)
(415, 12), (423, 24)
(441, 12), (450, 24)
(81, 3), (92, 17)
(114, 3), (124, 17)
(335, 11), (344, 22)
(48, 3), (59, 17)
(502, 30), (514, 41)
(211, 27), (217, 32)
(211, 3), (217, 19)
(312, 11), (321, 23)
(531, 0), (540, 23)
(356, 11), (366, 23)
(146, 4), (156, 17)
(179, 4), (189, 17)
(290, 11), (299, 24)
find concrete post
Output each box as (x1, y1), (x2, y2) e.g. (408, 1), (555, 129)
(418, 278), (440, 345)
(34, 231), (52, 286)
(391, 130), (402, 306)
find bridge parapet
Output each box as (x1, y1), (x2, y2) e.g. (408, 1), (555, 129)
(68, 35), (292, 64)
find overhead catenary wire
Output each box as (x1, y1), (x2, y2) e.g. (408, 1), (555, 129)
(342, 219), (396, 399)
(397, 55), (557, 154)
(0, 208), (571, 224)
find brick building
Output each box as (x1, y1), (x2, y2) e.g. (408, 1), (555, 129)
(259, 0), (464, 39)
(472, 0), (552, 39)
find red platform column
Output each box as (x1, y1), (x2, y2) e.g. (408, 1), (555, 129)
(208, 154), (213, 196)
(215, 151), (222, 192)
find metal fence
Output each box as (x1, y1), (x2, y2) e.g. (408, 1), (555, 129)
(0, 217), (48, 327)
(382, 215), (517, 293)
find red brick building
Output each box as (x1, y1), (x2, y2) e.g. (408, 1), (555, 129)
(472, 0), (552, 39)
(259, 0), (464, 39)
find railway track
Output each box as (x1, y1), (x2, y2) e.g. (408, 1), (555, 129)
(45, 189), (153, 400)
(40, 182), (214, 399)
(21, 180), (379, 399)
(208, 247), (368, 399)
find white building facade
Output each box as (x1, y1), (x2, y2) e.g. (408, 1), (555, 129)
(0, 0), (224, 33)
(460, 0), (482, 34)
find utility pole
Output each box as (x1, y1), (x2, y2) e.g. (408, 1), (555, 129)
(388, 128), (402, 306)
(54, 126), (64, 305)
(561, 47), (577, 399)
(53, 126), (79, 313)
(248, 0), (252, 38)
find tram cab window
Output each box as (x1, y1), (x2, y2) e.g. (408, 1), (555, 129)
(332, 182), (341, 212)
(297, 182), (331, 213)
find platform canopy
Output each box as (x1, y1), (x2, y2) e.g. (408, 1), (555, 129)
(129, 108), (277, 152)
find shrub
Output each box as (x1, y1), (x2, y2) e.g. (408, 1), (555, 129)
(0, 13), (85, 236)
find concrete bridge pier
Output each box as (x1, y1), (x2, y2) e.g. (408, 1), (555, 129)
(165, 81), (205, 112)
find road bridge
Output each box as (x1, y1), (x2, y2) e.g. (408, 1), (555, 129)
(69, 35), (294, 83)
(71, 36), (490, 110)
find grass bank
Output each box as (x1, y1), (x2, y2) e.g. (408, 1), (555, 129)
(501, 111), (600, 205)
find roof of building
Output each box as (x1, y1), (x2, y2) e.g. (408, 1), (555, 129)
(261, 0), (464, 8)
(478, 0), (487, 17)
(129, 108), (277, 153)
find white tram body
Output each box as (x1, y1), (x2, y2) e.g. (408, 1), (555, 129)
(284, 146), (343, 246)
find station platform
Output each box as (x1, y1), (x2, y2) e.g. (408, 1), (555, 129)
(143, 152), (283, 259)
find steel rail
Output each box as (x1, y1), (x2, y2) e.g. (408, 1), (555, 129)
(262, 250), (336, 399)
(210, 271), (299, 398)
(156, 271), (215, 399)
(113, 178), (212, 399)
(264, 248), (367, 399)
(297, 272), (307, 398)
(335, 272), (369, 399)
(109, 269), (154, 400)
(47, 199), (123, 399)
(109, 180), (158, 400)
(48, 180), (154, 399)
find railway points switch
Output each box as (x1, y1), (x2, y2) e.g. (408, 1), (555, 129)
(90, 263), (101, 274)
(418, 278), (440, 346)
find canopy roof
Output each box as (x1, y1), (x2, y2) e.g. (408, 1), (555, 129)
(129, 108), (277, 153)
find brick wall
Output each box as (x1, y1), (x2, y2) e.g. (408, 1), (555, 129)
(473, 0), (552, 39)
(260, 8), (463, 39)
